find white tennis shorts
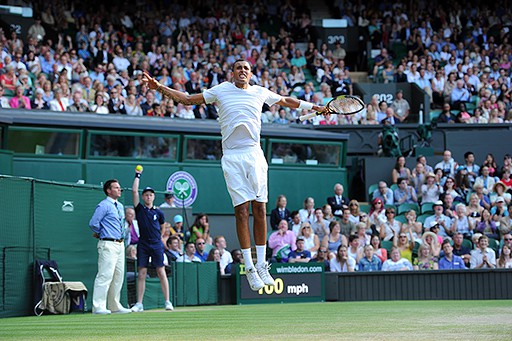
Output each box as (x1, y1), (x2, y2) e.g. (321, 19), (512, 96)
(221, 146), (268, 207)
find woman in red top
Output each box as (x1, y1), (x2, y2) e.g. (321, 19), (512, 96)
(0, 65), (17, 92)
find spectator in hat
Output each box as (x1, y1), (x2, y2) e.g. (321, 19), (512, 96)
(491, 182), (511, 206)
(420, 172), (443, 203)
(160, 192), (176, 208)
(424, 201), (453, 238)
(170, 215), (184, 240)
(288, 236), (312, 263)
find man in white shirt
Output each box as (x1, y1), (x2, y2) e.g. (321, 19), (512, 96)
(214, 235), (233, 274)
(435, 150), (458, 178)
(142, 60), (326, 291)
(470, 235), (496, 269)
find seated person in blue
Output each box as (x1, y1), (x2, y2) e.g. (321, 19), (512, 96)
(438, 240), (466, 269)
(288, 236), (311, 263)
(309, 247), (330, 272)
(358, 245), (382, 271)
(224, 249), (243, 274)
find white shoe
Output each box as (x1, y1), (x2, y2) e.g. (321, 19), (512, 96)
(165, 300), (174, 311)
(112, 307), (131, 314)
(256, 262), (275, 286)
(131, 303), (144, 312)
(93, 309), (111, 315)
(245, 266), (265, 291)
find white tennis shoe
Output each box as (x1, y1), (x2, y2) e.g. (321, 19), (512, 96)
(245, 266), (265, 291)
(165, 300), (174, 311)
(131, 303), (144, 312)
(256, 262), (275, 286)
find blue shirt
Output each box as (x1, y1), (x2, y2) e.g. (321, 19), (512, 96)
(89, 197), (125, 239)
(135, 203), (165, 245)
(438, 255), (466, 270)
(288, 249), (311, 260)
(195, 250), (209, 262)
(358, 255), (382, 271)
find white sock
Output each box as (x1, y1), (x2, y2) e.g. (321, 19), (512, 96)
(256, 245), (266, 266)
(242, 248), (254, 269)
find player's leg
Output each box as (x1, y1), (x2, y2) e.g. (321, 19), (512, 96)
(156, 266), (173, 310)
(252, 201), (275, 286)
(234, 202), (264, 291)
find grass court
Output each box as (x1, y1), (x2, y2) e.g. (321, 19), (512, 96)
(1, 300), (511, 340)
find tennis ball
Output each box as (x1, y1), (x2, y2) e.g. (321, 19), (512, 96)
(135, 165), (143, 172)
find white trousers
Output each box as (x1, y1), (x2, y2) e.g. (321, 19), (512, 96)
(92, 240), (125, 312)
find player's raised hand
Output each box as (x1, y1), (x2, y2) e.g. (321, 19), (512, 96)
(143, 71), (159, 90)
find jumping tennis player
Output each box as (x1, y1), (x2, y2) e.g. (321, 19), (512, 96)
(143, 60), (325, 290)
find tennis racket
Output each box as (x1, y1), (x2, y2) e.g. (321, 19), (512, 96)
(299, 95), (365, 122)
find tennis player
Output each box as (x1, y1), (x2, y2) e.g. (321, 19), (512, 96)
(143, 60), (325, 290)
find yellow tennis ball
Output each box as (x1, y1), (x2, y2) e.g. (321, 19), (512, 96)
(135, 165), (143, 172)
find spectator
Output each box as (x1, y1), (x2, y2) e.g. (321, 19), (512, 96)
(169, 215), (184, 241)
(358, 245), (382, 271)
(391, 156), (412, 184)
(288, 236), (311, 263)
(214, 235), (233, 275)
(382, 247), (413, 271)
(347, 200), (362, 224)
(311, 207), (330, 241)
(420, 173), (442, 203)
(438, 240), (466, 270)
(67, 91), (89, 112)
(368, 197), (386, 233)
(0, 66), (17, 93)
(322, 220), (347, 257)
(270, 194), (291, 231)
(473, 183), (491, 211)
(452, 233), (472, 268)
(224, 249), (243, 274)
(424, 201), (453, 239)
(299, 196), (315, 223)
(194, 238), (209, 262)
(372, 181), (394, 206)
(412, 244), (438, 270)
(394, 177), (418, 205)
(393, 229), (415, 263)
(124, 207), (139, 246)
(380, 207), (401, 242)
(421, 230), (441, 258)
(176, 242), (202, 263)
(268, 219), (297, 263)
(309, 247), (330, 272)
(107, 88), (126, 114)
(164, 236), (182, 263)
(298, 221), (320, 257)
(90, 93), (109, 114)
(9, 85), (31, 109)
(497, 245), (512, 269)
(189, 213), (211, 245)
(159, 193), (176, 208)
(451, 204), (474, 239)
(475, 209), (499, 240)
(125, 94), (143, 116)
(470, 235), (496, 269)
(329, 244), (355, 272)
(289, 211), (302, 236)
(31, 88), (49, 110)
(0, 86), (10, 108)
(326, 183), (348, 218)
(474, 166), (496, 196)
(401, 210), (423, 242)
(49, 88), (69, 112)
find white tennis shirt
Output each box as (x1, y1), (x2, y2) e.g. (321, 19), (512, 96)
(203, 82), (282, 150)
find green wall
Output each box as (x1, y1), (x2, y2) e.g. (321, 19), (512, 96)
(0, 150), (13, 175)
(12, 158), (348, 214)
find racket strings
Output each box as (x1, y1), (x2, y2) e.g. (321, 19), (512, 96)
(329, 98), (363, 114)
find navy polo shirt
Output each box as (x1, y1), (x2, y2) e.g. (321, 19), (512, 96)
(135, 203), (165, 245)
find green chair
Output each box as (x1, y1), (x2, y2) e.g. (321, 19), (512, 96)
(359, 203), (370, 214)
(428, 109), (443, 123)
(462, 238), (473, 251)
(394, 214), (407, 224)
(421, 202), (434, 214)
(381, 240), (394, 254)
(368, 183), (379, 201)
(417, 213), (431, 225)
(397, 203), (420, 216)
(203, 242), (214, 255)
(390, 184), (399, 192)
(488, 237), (500, 256)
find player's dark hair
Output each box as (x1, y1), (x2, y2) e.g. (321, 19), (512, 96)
(232, 59), (248, 70)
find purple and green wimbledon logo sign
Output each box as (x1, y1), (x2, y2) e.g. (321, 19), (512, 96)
(166, 171), (198, 208)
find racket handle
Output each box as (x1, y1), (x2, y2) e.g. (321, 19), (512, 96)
(299, 112), (319, 122)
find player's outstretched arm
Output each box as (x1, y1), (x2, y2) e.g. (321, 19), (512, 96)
(143, 71), (205, 105)
(276, 96), (326, 113)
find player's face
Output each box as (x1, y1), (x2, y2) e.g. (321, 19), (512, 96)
(232, 61), (252, 87)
